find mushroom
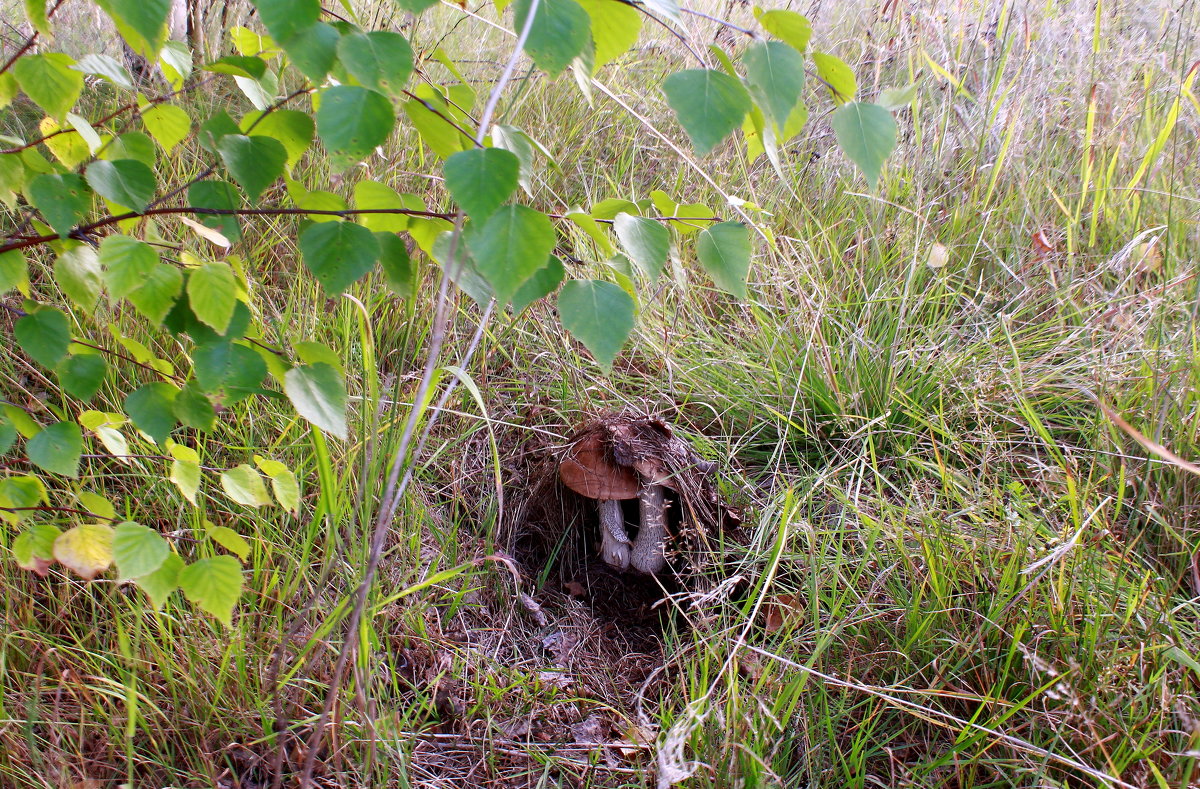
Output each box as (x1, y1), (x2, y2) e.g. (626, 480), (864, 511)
(630, 479), (669, 574)
(559, 435), (640, 571)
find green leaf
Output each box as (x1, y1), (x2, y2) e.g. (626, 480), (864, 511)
(404, 96), (467, 160)
(355, 181), (413, 233)
(576, 0), (640, 72)
(299, 220), (381, 296)
(54, 246), (103, 313)
(337, 30), (414, 96)
(187, 262), (238, 334)
(743, 41), (804, 131)
(514, 0), (591, 77)
(140, 103), (192, 153)
(284, 363), (348, 440)
(0, 71), (16, 109)
(613, 213), (670, 281)
(218, 134), (287, 203)
(198, 110), (239, 154)
(158, 41), (193, 89)
(443, 148), (519, 220)
(0, 475), (47, 522)
(466, 205), (556, 305)
(24, 0), (51, 35)
(0, 412), (17, 456)
(220, 463), (272, 507)
(511, 255), (565, 314)
(256, 457), (300, 515)
(13, 53), (84, 119)
(54, 523), (114, 580)
(112, 521), (170, 580)
(0, 154), (26, 208)
(252, 0), (320, 44)
(208, 525), (252, 560)
(280, 21), (339, 84)
(135, 551), (182, 608)
(100, 235), (159, 298)
(95, 0), (172, 58)
(188, 180), (242, 242)
(15, 307), (71, 369)
(124, 382), (179, 444)
(126, 264), (183, 324)
(77, 490), (115, 520)
(696, 221), (751, 298)
(57, 353), (107, 401)
(240, 109), (314, 168)
(73, 53), (135, 89)
(830, 102), (897, 188)
(28, 173), (91, 237)
(85, 158), (156, 213)
(812, 52), (856, 104)
(13, 523), (61, 576)
(205, 55), (267, 80)
(377, 232), (415, 297)
(316, 86), (395, 171)
(878, 83), (918, 111)
(103, 131), (156, 168)
(662, 69), (751, 156)
(557, 280), (635, 372)
(173, 381), (216, 431)
(169, 444), (200, 504)
(755, 9), (812, 52)
(27, 421), (83, 477)
(178, 555), (243, 627)
(395, 0), (439, 13)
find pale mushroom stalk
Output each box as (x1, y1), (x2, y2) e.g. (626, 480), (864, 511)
(630, 483), (668, 574)
(597, 499), (632, 570)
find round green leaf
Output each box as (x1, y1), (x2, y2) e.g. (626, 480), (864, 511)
(511, 255), (565, 314)
(135, 551), (183, 608)
(14, 307), (71, 369)
(54, 246), (102, 313)
(299, 220), (381, 296)
(443, 148), (519, 220)
(57, 353), (107, 401)
(755, 9), (812, 52)
(126, 263), (183, 325)
(98, 0), (173, 58)
(337, 30), (414, 96)
(813, 52), (857, 104)
(27, 421), (83, 477)
(465, 205), (556, 305)
(576, 0), (641, 72)
(283, 363), (347, 440)
(0, 248), (28, 296)
(280, 21), (339, 84)
(613, 213), (670, 281)
(124, 382), (179, 445)
(27, 173), (91, 237)
(377, 232), (415, 298)
(85, 158), (156, 213)
(13, 53), (84, 119)
(830, 102), (898, 189)
(140, 103), (192, 154)
(187, 262), (238, 334)
(217, 134), (287, 203)
(514, 0), (591, 78)
(696, 221), (752, 299)
(662, 69), (752, 156)
(252, 0), (320, 44)
(557, 280), (635, 372)
(240, 110), (314, 168)
(316, 86), (395, 171)
(113, 521), (170, 580)
(743, 41), (805, 131)
(13, 523), (61, 576)
(100, 234), (160, 299)
(173, 381), (216, 432)
(178, 555), (243, 627)
(219, 464), (271, 508)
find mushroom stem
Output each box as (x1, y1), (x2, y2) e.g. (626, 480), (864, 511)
(597, 499), (631, 570)
(630, 484), (668, 574)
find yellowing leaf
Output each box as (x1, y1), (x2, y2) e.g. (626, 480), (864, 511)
(220, 463), (271, 507)
(53, 523), (114, 580)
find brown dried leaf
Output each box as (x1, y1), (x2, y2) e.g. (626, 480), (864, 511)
(763, 593), (803, 632)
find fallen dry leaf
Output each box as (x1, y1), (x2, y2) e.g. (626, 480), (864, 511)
(763, 594), (804, 633)
(926, 243), (950, 269)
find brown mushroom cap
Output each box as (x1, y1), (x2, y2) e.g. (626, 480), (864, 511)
(559, 435), (640, 500)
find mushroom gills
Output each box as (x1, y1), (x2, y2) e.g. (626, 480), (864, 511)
(597, 498), (632, 570)
(630, 484), (668, 574)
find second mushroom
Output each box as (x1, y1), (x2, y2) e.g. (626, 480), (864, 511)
(559, 434), (670, 575)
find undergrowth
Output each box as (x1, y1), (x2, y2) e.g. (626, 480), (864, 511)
(2, 0), (1199, 787)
